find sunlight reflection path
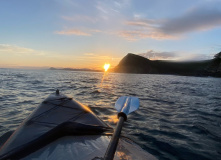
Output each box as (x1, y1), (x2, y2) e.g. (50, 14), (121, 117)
(99, 64), (119, 124)
(100, 63), (110, 88)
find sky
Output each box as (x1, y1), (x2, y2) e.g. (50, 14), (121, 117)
(0, 0), (221, 69)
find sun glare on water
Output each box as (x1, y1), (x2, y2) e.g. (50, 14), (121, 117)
(100, 63), (110, 87)
(103, 63), (110, 72)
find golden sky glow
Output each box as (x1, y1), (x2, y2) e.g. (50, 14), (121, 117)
(0, 44), (120, 69)
(1, 1), (220, 69)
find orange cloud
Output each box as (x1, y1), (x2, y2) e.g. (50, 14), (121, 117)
(55, 28), (103, 36)
(120, 3), (221, 41)
(118, 30), (175, 41)
(55, 29), (91, 36)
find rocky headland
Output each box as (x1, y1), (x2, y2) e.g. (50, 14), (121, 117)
(114, 52), (221, 77)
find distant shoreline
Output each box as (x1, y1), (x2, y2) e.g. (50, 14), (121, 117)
(49, 67), (102, 72)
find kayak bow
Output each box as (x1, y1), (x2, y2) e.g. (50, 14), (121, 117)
(0, 91), (157, 160)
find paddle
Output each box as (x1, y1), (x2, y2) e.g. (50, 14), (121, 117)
(104, 96), (139, 160)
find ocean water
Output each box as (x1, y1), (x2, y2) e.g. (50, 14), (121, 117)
(0, 68), (221, 160)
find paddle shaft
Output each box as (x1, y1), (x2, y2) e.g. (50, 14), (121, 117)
(104, 116), (125, 160)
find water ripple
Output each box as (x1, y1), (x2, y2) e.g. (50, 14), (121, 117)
(0, 69), (221, 160)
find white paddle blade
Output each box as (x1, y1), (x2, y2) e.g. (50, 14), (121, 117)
(115, 96), (139, 115)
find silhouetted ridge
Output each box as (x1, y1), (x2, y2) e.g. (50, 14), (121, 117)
(114, 52), (221, 77)
(115, 53), (156, 73)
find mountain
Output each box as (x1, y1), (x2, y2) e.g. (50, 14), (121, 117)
(114, 53), (221, 77)
(113, 53), (156, 73)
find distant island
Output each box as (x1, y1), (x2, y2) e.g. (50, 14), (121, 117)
(114, 52), (221, 77)
(49, 67), (102, 72)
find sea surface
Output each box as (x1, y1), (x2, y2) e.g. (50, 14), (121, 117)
(0, 68), (221, 160)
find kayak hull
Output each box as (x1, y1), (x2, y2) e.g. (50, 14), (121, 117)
(0, 92), (157, 160)
(23, 135), (156, 160)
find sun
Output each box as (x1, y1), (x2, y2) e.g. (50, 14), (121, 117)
(103, 63), (110, 72)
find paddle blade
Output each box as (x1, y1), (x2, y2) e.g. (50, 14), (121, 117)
(115, 96), (139, 115)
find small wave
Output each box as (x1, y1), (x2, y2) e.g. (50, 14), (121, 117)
(90, 90), (101, 94)
(140, 98), (175, 105)
(15, 100), (34, 106)
(78, 86), (91, 89)
(211, 96), (221, 100)
(75, 91), (88, 96)
(15, 74), (26, 78)
(149, 129), (189, 140)
(193, 124), (221, 141)
(30, 80), (42, 85)
(1, 69), (221, 160)
(81, 78), (99, 83)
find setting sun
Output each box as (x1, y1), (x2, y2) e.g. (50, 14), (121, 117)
(103, 63), (110, 72)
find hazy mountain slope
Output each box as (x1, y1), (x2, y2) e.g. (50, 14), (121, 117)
(114, 53), (221, 77)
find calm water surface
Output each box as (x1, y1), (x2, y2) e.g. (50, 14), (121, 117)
(0, 68), (221, 160)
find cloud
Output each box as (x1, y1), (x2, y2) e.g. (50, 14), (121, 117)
(79, 53), (111, 60)
(113, 0), (131, 8)
(94, 0), (130, 23)
(96, 0), (130, 14)
(126, 19), (161, 27)
(55, 27), (103, 36)
(159, 6), (221, 35)
(177, 53), (214, 61)
(55, 29), (91, 36)
(139, 50), (214, 61)
(0, 44), (39, 55)
(0, 44), (49, 56)
(56, 1), (221, 41)
(61, 15), (98, 23)
(96, 4), (108, 14)
(120, 2), (221, 40)
(119, 19), (178, 40)
(139, 50), (177, 60)
(83, 53), (95, 56)
(118, 30), (175, 41)
(56, 1), (131, 38)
